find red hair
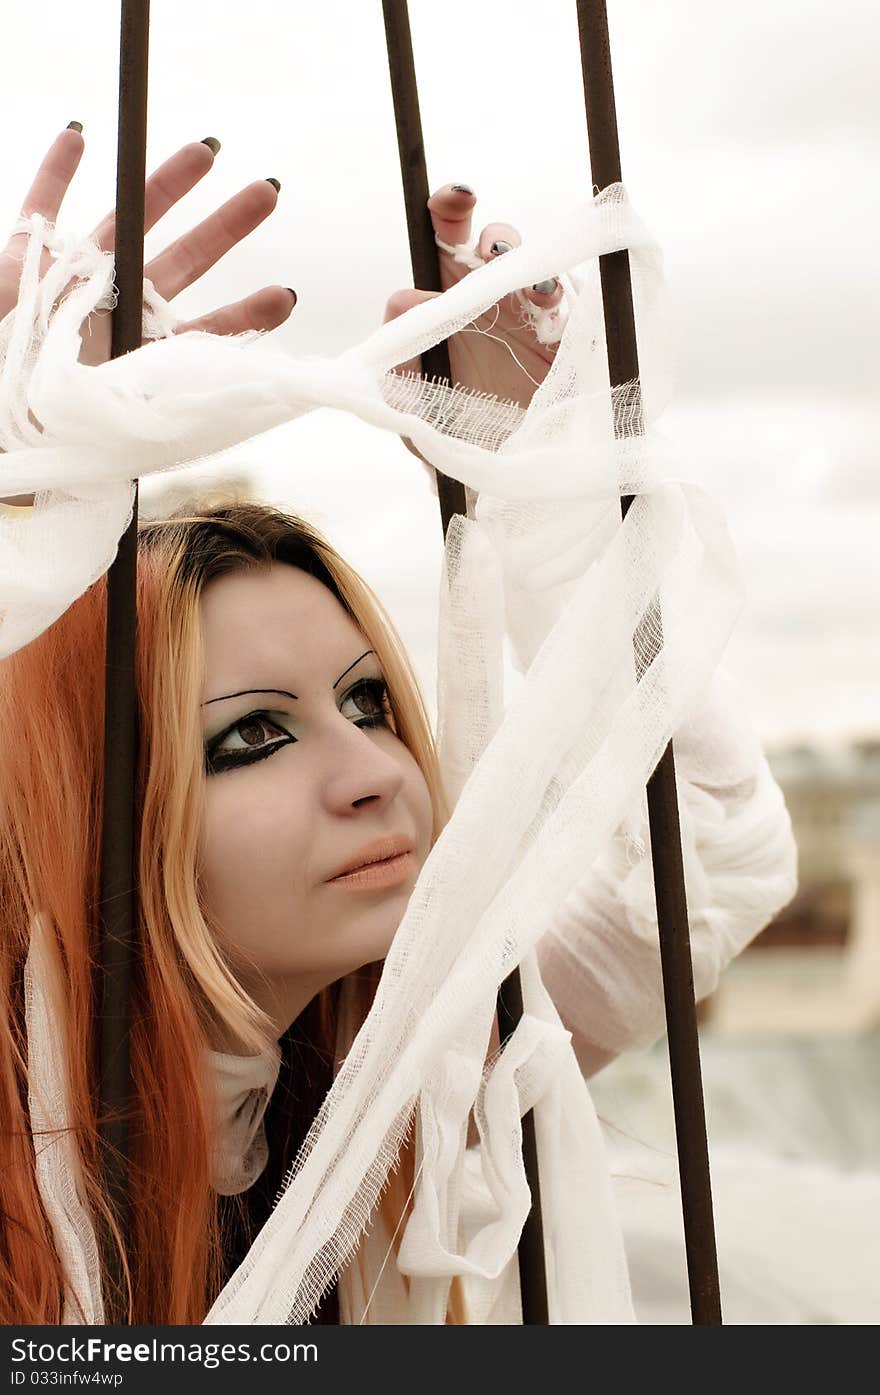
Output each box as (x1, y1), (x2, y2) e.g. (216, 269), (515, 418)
(0, 496), (450, 1323)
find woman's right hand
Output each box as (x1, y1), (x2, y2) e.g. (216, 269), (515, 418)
(0, 125), (296, 368)
(0, 126), (298, 505)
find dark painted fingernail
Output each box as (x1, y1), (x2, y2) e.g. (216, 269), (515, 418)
(67, 121), (83, 133)
(450, 183), (473, 194)
(532, 277), (559, 296)
(285, 288), (298, 306)
(490, 240), (512, 256)
(201, 136), (221, 155)
(266, 177), (281, 193)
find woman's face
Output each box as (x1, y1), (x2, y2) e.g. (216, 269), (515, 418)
(196, 561), (434, 1041)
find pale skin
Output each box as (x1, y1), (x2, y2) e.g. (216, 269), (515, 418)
(0, 128), (295, 504)
(386, 184), (564, 407)
(198, 563), (434, 1045)
(2, 129), (565, 1045)
(0, 127), (296, 350)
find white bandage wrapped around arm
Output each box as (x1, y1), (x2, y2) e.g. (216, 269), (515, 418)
(536, 669), (798, 1076)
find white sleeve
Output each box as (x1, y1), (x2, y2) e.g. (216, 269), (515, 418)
(536, 669), (798, 1076)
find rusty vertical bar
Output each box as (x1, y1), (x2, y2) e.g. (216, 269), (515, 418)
(381, 0), (549, 1325)
(98, 0), (150, 1323)
(380, 0), (468, 539)
(575, 0), (722, 1324)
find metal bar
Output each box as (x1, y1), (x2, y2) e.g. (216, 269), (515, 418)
(380, 0), (467, 539)
(495, 966), (549, 1324)
(575, 0), (722, 1325)
(97, 0), (150, 1324)
(381, 0), (549, 1325)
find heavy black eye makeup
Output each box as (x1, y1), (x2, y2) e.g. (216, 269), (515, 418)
(339, 675), (393, 727)
(203, 675), (394, 776)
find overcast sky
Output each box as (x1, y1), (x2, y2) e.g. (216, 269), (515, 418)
(2, 0), (878, 748)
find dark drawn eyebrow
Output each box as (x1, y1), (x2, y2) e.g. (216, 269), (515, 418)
(201, 688), (297, 708)
(201, 650), (376, 708)
(332, 649), (374, 690)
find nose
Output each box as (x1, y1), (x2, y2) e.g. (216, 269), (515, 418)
(320, 715), (406, 816)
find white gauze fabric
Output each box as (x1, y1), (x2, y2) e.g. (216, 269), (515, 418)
(23, 915), (105, 1324)
(1, 186), (788, 1323)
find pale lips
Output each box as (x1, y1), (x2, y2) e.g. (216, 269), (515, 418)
(325, 834), (415, 883)
(326, 851), (415, 893)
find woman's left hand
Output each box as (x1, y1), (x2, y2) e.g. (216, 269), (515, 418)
(383, 184), (564, 410)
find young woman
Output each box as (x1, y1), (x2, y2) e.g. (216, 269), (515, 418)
(0, 129), (797, 1324)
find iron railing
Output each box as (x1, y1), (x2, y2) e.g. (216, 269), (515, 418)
(94, 0), (721, 1325)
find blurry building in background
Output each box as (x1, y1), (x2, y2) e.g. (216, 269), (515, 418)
(590, 736), (880, 1192)
(707, 740), (880, 1036)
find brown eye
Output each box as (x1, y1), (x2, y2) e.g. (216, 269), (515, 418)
(353, 684), (385, 715)
(237, 717), (268, 747)
(341, 677), (393, 729)
(205, 712), (295, 776)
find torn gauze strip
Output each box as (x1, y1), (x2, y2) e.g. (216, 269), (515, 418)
(1, 185), (762, 1323)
